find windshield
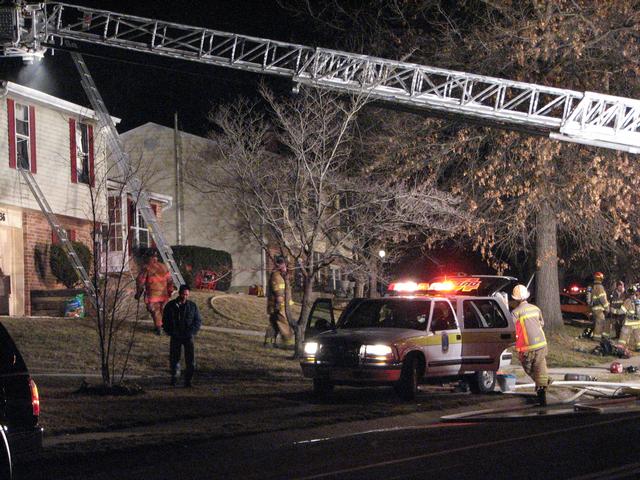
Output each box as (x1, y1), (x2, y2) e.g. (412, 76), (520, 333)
(339, 299), (431, 330)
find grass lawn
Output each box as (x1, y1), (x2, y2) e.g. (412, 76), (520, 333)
(2, 293), (634, 442)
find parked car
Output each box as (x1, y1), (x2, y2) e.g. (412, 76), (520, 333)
(0, 322), (42, 462)
(300, 276), (516, 400)
(560, 293), (591, 322)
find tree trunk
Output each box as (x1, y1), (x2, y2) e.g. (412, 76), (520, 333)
(535, 204), (563, 332)
(294, 273), (315, 358)
(355, 277), (365, 298)
(369, 260), (379, 298)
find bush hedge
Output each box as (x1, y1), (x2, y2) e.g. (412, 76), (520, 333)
(50, 242), (93, 288)
(171, 245), (233, 291)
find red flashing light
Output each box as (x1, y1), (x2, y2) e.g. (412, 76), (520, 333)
(388, 277), (482, 295)
(570, 285), (580, 293)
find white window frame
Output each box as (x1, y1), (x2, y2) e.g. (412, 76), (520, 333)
(15, 103), (30, 170)
(131, 207), (151, 249)
(104, 190), (128, 273)
(76, 122), (90, 184)
(107, 192), (125, 253)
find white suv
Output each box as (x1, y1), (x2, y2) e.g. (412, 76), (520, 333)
(300, 276), (516, 400)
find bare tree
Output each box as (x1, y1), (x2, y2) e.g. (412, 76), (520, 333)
(82, 139), (156, 388)
(191, 86), (469, 355)
(285, 0), (640, 331)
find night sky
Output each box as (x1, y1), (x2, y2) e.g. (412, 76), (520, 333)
(0, 1), (302, 135)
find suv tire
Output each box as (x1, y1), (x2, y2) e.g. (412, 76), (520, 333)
(470, 370), (496, 394)
(395, 354), (421, 401)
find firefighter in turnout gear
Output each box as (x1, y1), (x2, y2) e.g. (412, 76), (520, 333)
(135, 250), (174, 335)
(589, 272), (610, 341)
(618, 286), (640, 351)
(266, 255), (293, 345)
(511, 284), (551, 406)
(609, 280), (626, 339)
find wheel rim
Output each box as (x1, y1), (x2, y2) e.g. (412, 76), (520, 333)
(480, 371), (494, 389)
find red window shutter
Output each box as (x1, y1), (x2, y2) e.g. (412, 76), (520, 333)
(69, 229), (77, 242)
(127, 198), (134, 253)
(28, 105), (36, 174)
(7, 99), (16, 169)
(51, 230), (58, 245)
(151, 204), (157, 248)
(88, 124), (95, 187)
(69, 119), (77, 183)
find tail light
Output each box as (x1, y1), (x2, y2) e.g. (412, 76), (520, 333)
(29, 378), (40, 417)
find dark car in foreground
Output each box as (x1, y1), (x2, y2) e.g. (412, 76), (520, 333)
(0, 322), (42, 464)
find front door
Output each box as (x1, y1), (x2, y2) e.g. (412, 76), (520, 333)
(424, 300), (462, 376)
(459, 297), (515, 372)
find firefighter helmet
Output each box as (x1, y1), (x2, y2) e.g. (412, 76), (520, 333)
(512, 284), (530, 301)
(610, 362), (623, 374)
(593, 272), (604, 281)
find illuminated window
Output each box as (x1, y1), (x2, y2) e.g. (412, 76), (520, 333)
(76, 123), (91, 184)
(107, 194), (124, 252)
(131, 207), (151, 249)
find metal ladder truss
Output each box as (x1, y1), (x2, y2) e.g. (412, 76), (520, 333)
(40, 2), (640, 153)
(18, 168), (97, 299)
(70, 48), (185, 288)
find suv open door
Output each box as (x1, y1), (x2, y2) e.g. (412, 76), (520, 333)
(305, 298), (335, 341)
(457, 297), (515, 372)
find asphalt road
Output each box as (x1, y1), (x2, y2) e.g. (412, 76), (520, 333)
(14, 403), (640, 479)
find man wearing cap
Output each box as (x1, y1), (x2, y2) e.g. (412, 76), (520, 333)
(511, 284), (551, 406)
(266, 255), (293, 345)
(135, 250), (174, 335)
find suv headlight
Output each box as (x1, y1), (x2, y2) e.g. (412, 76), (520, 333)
(304, 342), (319, 356)
(359, 344), (395, 363)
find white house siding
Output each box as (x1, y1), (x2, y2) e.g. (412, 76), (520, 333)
(0, 82), (107, 315)
(0, 90), (106, 221)
(121, 123), (264, 290)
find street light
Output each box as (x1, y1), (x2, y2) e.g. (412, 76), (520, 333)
(378, 249), (386, 259)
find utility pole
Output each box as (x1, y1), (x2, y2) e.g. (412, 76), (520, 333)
(174, 112), (183, 245)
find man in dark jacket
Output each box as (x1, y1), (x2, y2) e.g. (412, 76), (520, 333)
(162, 285), (202, 387)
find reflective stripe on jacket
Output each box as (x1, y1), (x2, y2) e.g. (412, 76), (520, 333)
(623, 298), (640, 327)
(267, 270), (286, 314)
(512, 301), (547, 353)
(136, 262), (172, 303)
(591, 283), (609, 312)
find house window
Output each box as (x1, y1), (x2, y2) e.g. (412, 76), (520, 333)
(108, 195), (124, 252)
(76, 123), (90, 184)
(15, 103), (30, 170)
(131, 208), (151, 249)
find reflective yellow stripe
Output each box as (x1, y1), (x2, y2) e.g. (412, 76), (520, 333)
(516, 339), (547, 352)
(412, 334), (462, 347)
(625, 321), (640, 327)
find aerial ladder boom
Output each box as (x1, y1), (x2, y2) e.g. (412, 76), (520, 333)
(1, 1), (640, 297)
(33, 2), (640, 154)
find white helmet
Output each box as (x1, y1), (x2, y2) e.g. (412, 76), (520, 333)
(512, 284), (530, 301)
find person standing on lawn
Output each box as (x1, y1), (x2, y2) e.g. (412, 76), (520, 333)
(135, 250), (174, 335)
(266, 255), (294, 346)
(162, 285), (202, 387)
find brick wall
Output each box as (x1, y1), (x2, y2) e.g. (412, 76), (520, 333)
(22, 208), (93, 315)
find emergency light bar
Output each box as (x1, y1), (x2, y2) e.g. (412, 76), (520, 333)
(388, 277), (482, 295)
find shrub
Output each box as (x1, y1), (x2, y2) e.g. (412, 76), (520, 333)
(171, 245), (233, 291)
(50, 242), (93, 288)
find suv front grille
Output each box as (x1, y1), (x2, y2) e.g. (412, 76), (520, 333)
(317, 342), (360, 367)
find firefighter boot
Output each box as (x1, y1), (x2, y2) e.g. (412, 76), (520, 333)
(536, 386), (547, 406)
